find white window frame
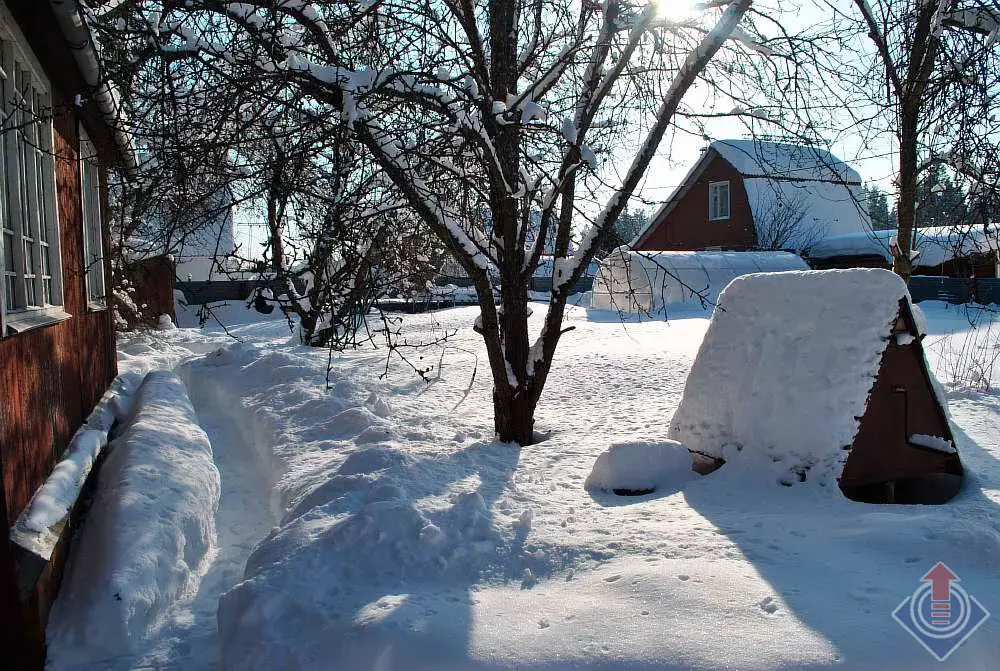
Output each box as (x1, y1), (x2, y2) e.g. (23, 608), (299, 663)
(708, 180), (731, 221)
(0, 5), (66, 336)
(80, 128), (106, 310)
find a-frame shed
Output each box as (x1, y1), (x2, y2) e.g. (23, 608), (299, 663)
(668, 268), (963, 503)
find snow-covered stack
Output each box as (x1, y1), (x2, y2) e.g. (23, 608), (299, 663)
(668, 269), (913, 485)
(47, 371), (221, 666)
(585, 440), (695, 494)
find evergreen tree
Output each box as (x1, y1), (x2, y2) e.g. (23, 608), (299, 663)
(863, 184), (893, 230)
(916, 164), (968, 229)
(599, 208), (650, 255)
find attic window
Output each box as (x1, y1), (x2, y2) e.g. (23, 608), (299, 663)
(709, 181), (730, 221)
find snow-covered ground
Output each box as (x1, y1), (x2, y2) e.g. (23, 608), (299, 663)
(48, 299), (1000, 670)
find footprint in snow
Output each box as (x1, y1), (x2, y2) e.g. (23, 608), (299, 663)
(677, 574), (690, 582)
(603, 574), (622, 583)
(758, 596), (780, 615)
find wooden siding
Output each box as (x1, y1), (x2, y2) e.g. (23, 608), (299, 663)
(0, 5), (118, 668)
(0, 98), (116, 529)
(636, 153), (757, 251)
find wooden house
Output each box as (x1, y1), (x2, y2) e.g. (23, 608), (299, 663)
(632, 140), (871, 254)
(0, 2), (131, 667)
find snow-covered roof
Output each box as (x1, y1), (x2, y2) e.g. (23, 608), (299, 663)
(668, 268), (911, 483)
(711, 140), (861, 183)
(809, 225), (1000, 267)
(635, 140), (871, 252)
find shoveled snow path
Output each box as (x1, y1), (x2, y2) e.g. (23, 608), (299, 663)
(84, 392), (275, 671)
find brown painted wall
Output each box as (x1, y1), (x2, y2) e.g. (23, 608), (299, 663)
(841, 301), (961, 501)
(0, 6), (118, 668)
(122, 256), (177, 327)
(637, 152), (757, 251)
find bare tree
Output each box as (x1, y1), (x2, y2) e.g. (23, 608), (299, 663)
(752, 192), (825, 253)
(833, 0), (1000, 281)
(89, 0), (811, 445)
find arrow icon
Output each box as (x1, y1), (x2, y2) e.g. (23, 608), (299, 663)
(923, 562), (959, 602)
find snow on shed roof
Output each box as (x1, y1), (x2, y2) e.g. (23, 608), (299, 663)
(809, 225), (1000, 267)
(668, 268), (911, 484)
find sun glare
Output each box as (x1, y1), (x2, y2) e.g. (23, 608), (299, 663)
(654, 0), (699, 21)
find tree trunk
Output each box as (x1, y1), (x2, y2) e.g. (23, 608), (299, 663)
(894, 108), (919, 283)
(266, 187), (284, 276)
(493, 386), (538, 445)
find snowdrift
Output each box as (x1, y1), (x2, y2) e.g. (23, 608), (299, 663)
(47, 371), (221, 666)
(585, 440), (694, 495)
(10, 372), (143, 559)
(668, 269), (961, 501)
(591, 248), (808, 314)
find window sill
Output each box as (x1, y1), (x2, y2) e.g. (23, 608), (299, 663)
(87, 300), (108, 313)
(4, 307), (72, 336)
(708, 216), (731, 222)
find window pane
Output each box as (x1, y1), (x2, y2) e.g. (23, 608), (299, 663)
(2, 230), (11, 268)
(3, 275), (13, 308)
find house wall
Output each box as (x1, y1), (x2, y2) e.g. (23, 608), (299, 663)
(123, 255), (176, 326)
(636, 153), (757, 251)
(0, 5), (118, 668)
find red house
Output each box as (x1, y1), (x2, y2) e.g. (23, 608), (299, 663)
(0, 2), (130, 666)
(632, 140), (871, 254)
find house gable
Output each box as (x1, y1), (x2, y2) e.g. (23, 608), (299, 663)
(634, 151), (756, 251)
(635, 140), (871, 253)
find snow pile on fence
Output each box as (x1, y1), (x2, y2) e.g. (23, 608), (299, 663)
(10, 372), (144, 558)
(584, 440), (694, 494)
(47, 371), (221, 667)
(809, 225), (1000, 267)
(591, 248), (808, 314)
(669, 269), (910, 484)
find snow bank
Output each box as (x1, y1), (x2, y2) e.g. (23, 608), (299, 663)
(10, 372), (144, 559)
(47, 371), (221, 667)
(174, 289), (291, 329)
(585, 440), (694, 493)
(668, 269), (909, 484)
(591, 248), (808, 314)
(77, 303), (1000, 669)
